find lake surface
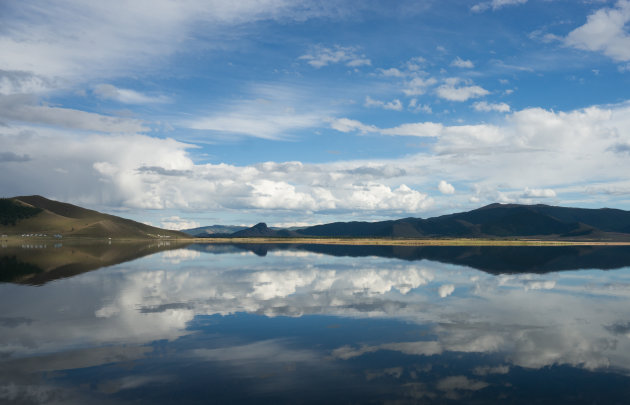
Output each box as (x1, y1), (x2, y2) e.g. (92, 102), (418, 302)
(2, 242), (630, 404)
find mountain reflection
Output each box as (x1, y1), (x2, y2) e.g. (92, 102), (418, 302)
(1, 245), (630, 403)
(193, 243), (630, 273)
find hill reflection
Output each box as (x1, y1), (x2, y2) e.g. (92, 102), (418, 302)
(190, 243), (630, 274)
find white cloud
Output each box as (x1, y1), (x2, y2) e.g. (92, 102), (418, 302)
(436, 78), (489, 102)
(382, 122), (444, 137)
(403, 77), (438, 96)
(364, 96), (403, 111)
(299, 45), (371, 68)
(473, 101), (511, 113)
(438, 284), (455, 297)
(0, 94), (147, 133)
(565, 0), (630, 62)
(184, 84), (327, 140)
(438, 180), (455, 195)
(0, 124), (435, 215)
(160, 216), (200, 231)
(187, 111), (320, 140)
(4, 99), (630, 219)
(94, 84), (171, 104)
(409, 99), (433, 114)
(472, 0), (528, 13)
(378, 68), (405, 77)
(451, 57), (474, 68)
(328, 101), (630, 209)
(0, 1), (338, 82)
(330, 118), (378, 134)
(522, 188), (556, 198)
(436, 376), (488, 392)
(0, 70), (57, 95)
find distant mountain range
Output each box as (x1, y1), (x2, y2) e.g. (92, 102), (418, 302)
(0, 195), (187, 239)
(193, 203), (630, 240)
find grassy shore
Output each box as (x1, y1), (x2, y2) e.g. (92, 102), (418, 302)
(189, 237), (630, 246)
(4, 235), (630, 247)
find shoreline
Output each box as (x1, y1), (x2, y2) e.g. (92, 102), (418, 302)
(189, 237), (630, 246)
(3, 235), (630, 247)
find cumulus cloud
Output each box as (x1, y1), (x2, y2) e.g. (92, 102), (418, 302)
(436, 78), (489, 102)
(472, 0), (527, 13)
(328, 100), (630, 208)
(0, 124), (435, 214)
(472, 101), (510, 113)
(364, 96), (403, 111)
(4, 99), (630, 218)
(438, 181), (455, 195)
(565, 0), (630, 62)
(299, 45), (371, 68)
(94, 84), (171, 104)
(451, 57), (474, 68)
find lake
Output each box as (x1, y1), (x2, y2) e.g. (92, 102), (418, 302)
(2, 242), (630, 404)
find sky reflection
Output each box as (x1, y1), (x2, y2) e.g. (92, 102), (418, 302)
(1, 245), (630, 403)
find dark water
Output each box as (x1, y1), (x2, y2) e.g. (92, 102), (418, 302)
(2, 242), (630, 404)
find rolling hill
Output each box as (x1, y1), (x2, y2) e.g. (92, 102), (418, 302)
(217, 203), (630, 240)
(0, 195), (188, 239)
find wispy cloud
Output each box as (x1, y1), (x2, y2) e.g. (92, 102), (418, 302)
(299, 45), (371, 68)
(0, 94), (147, 133)
(471, 0), (527, 13)
(94, 84), (171, 104)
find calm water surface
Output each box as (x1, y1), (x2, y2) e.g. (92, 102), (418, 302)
(1, 243), (630, 404)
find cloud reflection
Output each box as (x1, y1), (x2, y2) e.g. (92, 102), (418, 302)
(1, 247), (630, 402)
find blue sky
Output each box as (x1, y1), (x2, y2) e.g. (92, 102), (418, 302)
(2, 0), (630, 229)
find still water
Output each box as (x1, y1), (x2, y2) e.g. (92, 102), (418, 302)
(2, 242), (630, 404)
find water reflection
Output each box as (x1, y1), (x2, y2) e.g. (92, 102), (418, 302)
(1, 244), (630, 403)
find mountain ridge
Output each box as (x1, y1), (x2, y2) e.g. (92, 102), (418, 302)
(197, 203), (630, 240)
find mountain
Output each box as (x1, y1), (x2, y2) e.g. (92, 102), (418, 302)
(0, 195), (188, 239)
(181, 225), (248, 237)
(291, 203), (630, 239)
(229, 222), (301, 238)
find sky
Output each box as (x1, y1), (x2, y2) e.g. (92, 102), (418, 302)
(1, 0), (630, 229)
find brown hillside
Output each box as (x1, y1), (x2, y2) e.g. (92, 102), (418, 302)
(0, 196), (188, 239)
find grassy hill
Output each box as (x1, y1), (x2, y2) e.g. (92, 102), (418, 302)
(291, 203), (630, 240)
(0, 195), (188, 239)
